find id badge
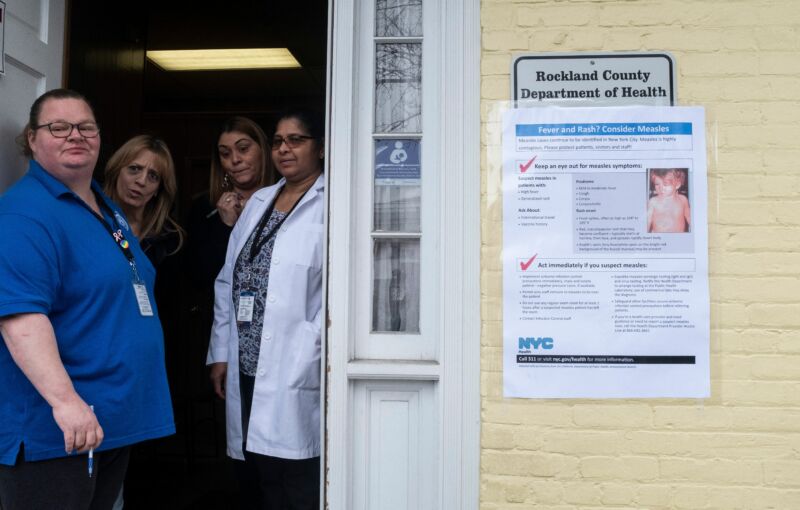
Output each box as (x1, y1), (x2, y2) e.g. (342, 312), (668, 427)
(133, 283), (154, 316)
(237, 292), (255, 323)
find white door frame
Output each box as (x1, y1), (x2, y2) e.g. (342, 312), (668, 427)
(324, 0), (480, 507)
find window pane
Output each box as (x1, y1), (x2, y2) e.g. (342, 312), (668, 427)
(376, 0), (422, 37)
(372, 239), (420, 333)
(374, 139), (421, 232)
(375, 43), (422, 133)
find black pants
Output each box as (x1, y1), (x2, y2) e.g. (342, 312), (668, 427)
(238, 374), (320, 510)
(0, 444), (130, 510)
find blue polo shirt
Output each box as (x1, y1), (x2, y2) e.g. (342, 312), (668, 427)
(0, 160), (175, 465)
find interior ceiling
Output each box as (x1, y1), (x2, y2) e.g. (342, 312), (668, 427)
(141, 0), (328, 112)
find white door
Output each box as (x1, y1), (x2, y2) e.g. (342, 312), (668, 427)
(0, 0), (65, 192)
(325, 0), (480, 508)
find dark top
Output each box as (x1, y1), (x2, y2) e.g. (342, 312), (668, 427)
(185, 194), (234, 384)
(141, 228), (181, 269)
(187, 194), (234, 297)
(141, 228), (184, 396)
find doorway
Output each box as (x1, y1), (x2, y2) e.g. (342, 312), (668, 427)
(66, 1), (329, 508)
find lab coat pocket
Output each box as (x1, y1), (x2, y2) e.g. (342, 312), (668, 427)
(285, 224), (324, 269)
(288, 321), (321, 391)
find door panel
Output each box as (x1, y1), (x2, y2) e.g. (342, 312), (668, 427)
(351, 381), (437, 510)
(0, 0), (65, 192)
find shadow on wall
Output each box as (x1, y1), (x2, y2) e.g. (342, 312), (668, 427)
(0, 123), (27, 193)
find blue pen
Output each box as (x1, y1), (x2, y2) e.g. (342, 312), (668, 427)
(88, 405), (94, 477)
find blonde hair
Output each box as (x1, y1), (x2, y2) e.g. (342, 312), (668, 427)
(209, 116), (276, 205)
(650, 168), (687, 189)
(104, 135), (185, 251)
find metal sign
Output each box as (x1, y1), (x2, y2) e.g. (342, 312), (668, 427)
(375, 139), (421, 186)
(512, 52), (676, 107)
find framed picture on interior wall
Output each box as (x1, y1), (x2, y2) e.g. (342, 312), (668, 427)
(0, 1), (6, 75)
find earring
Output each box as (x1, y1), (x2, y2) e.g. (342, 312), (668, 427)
(223, 173), (231, 189)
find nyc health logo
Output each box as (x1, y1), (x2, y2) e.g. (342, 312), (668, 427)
(517, 336), (554, 353)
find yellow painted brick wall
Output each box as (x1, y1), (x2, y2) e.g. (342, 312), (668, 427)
(480, 1), (800, 508)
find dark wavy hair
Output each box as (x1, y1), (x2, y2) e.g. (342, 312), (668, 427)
(275, 108), (324, 142)
(209, 116), (276, 206)
(272, 108), (325, 170)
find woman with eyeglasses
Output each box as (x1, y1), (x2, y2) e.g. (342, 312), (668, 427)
(207, 109), (325, 509)
(0, 89), (174, 509)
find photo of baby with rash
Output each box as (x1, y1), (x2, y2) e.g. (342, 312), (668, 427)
(647, 168), (691, 233)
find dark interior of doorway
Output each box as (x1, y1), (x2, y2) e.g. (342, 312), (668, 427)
(66, 1), (328, 508)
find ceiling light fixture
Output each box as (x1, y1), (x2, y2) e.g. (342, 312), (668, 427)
(146, 48), (301, 71)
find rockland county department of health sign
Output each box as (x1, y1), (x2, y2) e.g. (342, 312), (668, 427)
(512, 52), (676, 106)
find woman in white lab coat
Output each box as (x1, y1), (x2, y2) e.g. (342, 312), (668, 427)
(207, 109), (324, 510)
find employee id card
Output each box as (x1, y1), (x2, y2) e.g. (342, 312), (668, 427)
(133, 283), (154, 316)
(237, 291), (255, 322)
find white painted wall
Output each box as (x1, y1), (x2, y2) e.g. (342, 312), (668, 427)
(0, 0), (64, 192)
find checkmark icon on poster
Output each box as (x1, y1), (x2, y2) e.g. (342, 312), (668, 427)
(519, 155), (537, 173)
(520, 253), (538, 271)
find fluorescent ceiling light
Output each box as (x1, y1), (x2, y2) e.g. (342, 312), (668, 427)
(146, 48), (301, 71)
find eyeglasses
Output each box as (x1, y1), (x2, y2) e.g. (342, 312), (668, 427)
(270, 134), (313, 150)
(33, 122), (100, 138)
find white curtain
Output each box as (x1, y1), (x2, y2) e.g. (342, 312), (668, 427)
(372, 239), (420, 333)
(374, 184), (420, 232)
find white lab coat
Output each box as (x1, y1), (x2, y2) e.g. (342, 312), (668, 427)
(207, 175), (324, 460)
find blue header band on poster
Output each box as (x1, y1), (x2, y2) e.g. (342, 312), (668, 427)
(516, 122), (693, 136)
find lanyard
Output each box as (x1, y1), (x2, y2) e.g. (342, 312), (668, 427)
(248, 186), (309, 262)
(77, 189), (142, 281)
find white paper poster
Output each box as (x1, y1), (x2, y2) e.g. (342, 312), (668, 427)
(502, 106), (709, 398)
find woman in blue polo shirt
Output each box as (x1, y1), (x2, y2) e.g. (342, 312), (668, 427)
(0, 89), (174, 510)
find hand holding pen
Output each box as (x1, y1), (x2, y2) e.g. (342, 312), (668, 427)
(51, 398), (104, 455)
(216, 191), (247, 226)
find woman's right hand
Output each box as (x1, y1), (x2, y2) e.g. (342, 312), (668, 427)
(209, 362), (228, 399)
(217, 191), (244, 226)
(52, 398), (104, 454)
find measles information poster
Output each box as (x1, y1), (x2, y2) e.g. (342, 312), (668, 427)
(502, 106), (709, 399)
